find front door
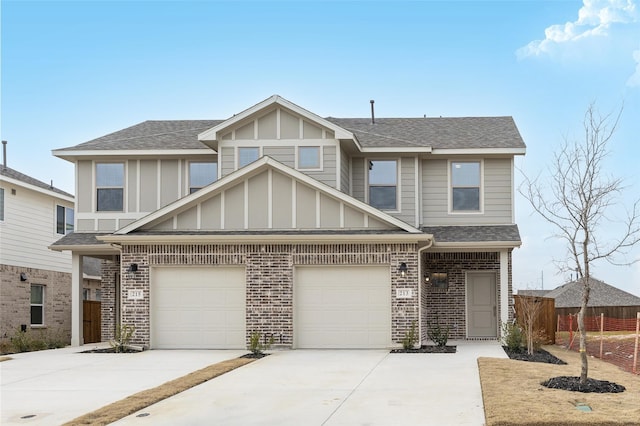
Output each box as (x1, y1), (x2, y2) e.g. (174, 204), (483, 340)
(467, 272), (497, 338)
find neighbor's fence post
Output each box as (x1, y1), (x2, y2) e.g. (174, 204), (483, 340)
(633, 312), (639, 374)
(600, 313), (604, 359)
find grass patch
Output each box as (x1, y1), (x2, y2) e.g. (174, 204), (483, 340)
(63, 356), (254, 425)
(0, 356), (12, 362)
(479, 345), (640, 425)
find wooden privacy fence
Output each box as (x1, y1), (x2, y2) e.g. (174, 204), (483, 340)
(83, 300), (101, 344)
(513, 295), (556, 344)
(556, 305), (640, 320)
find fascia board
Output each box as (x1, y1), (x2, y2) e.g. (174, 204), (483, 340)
(98, 233), (429, 244)
(430, 148), (526, 155)
(433, 241), (522, 249)
(52, 148), (216, 161)
(198, 95), (354, 141)
(1, 175), (74, 202)
(48, 243), (118, 253)
(361, 147), (432, 154)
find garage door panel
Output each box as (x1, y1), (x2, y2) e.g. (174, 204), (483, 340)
(295, 266), (391, 349)
(151, 267), (245, 349)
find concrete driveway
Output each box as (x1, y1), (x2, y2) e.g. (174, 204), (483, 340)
(1, 341), (506, 425)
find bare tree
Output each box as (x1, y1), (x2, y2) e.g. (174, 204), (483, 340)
(520, 103), (640, 384)
(518, 295), (543, 355)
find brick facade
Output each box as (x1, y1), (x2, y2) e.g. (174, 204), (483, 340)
(421, 251), (512, 341)
(0, 264), (71, 343)
(102, 243), (419, 348)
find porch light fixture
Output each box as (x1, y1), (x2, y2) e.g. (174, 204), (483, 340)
(127, 263), (138, 273)
(20, 272), (28, 281)
(398, 262), (408, 277)
(424, 272), (430, 284)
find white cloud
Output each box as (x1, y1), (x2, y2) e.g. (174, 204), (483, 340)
(517, 0), (640, 86)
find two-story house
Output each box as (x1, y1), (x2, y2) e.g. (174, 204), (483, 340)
(0, 161), (75, 341)
(51, 95), (525, 349)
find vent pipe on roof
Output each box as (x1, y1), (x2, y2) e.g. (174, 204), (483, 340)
(370, 100), (375, 124)
(2, 140), (6, 169)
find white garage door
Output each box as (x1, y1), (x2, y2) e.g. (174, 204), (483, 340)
(151, 267), (245, 349)
(294, 265), (391, 348)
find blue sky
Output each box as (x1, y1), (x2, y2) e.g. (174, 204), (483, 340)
(2, 0), (639, 295)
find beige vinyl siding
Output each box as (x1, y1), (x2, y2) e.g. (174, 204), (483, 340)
(76, 219), (94, 231)
(483, 158), (512, 223)
(391, 157), (416, 226)
(77, 160), (92, 213)
(224, 183), (244, 229)
(139, 160), (158, 212)
(280, 109), (299, 139)
(296, 182), (316, 229)
(221, 147), (235, 177)
(303, 121), (322, 138)
(0, 185), (72, 272)
(344, 206), (364, 227)
(257, 110), (277, 139)
(235, 121), (255, 139)
(272, 171), (293, 228)
(263, 146), (295, 167)
(421, 158), (513, 225)
(177, 208), (197, 229)
(98, 219), (116, 231)
(160, 160), (179, 208)
(200, 196), (222, 229)
(304, 146), (336, 188)
(127, 160), (138, 212)
(351, 157), (365, 202)
(248, 173), (268, 229)
(340, 148), (350, 194)
(319, 194), (340, 228)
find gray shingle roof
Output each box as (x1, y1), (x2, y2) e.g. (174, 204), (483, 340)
(82, 256), (102, 277)
(326, 117), (526, 149)
(1, 166), (73, 198)
(50, 232), (112, 247)
(56, 116), (525, 151)
(421, 225), (521, 243)
(545, 278), (640, 308)
(517, 290), (551, 297)
(55, 120), (222, 151)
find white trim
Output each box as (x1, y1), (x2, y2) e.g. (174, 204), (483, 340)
(295, 145), (323, 171)
(220, 191), (225, 229)
(339, 203), (345, 228)
(348, 156), (353, 196)
(267, 169), (273, 229)
(136, 159), (141, 213)
(418, 157), (423, 226)
(172, 215), (177, 230)
(292, 179), (297, 228)
(196, 203), (202, 230)
(414, 157), (419, 228)
(114, 156), (423, 235)
(0, 175), (75, 202)
(361, 147), (432, 154)
(53, 148), (216, 161)
(276, 108), (281, 139)
(448, 159), (484, 215)
(510, 157), (515, 224)
(432, 241), (522, 249)
(500, 250), (510, 328)
(244, 180), (249, 229)
(431, 147), (526, 155)
(156, 160), (161, 210)
(315, 191), (321, 228)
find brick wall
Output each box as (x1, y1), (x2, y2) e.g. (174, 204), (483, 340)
(109, 243), (419, 348)
(0, 264), (71, 343)
(100, 258), (119, 341)
(421, 251), (512, 340)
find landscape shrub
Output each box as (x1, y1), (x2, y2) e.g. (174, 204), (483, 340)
(110, 324), (136, 353)
(427, 316), (449, 347)
(401, 321), (418, 350)
(249, 331), (274, 355)
(502, 321), (524, 352)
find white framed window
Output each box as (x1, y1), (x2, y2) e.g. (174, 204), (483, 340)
(451, 161), (482, 212)
(56, 205), (74, 235)
(96, 163), (124, 211)
(31, 284), (44, 326)
(238, 147), (260, 168)
(368, 159), (398, 210)
(297, 146), (321, 170)
(189, 161), (218, 193)
(83, 288), (91, 300)
(0, 187), (4, 221)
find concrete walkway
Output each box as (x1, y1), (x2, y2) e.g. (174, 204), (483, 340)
(1, 341), (506, 425)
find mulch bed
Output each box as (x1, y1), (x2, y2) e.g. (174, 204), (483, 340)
(391, 345), (456, 353)
(541, 376), (626, 393)
(502, 346), (626, 393)
(80, 347), (141, 353)
(502, 346), (566, 364)
(240, 352), (270, 359)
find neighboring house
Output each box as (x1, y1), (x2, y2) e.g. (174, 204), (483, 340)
(0, 164), (74, 341)
(545, 278), (640, 313)
(51, 95), (526, 349)
(0, 162), (103, 343)
(517, 290), (551, 297)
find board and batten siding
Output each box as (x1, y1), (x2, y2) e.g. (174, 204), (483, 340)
(421, 158), (513, 225)
(351, 157), (365, 202)
(0, 183), (72, 272)
(395, 157), (416, 226)
(340, 147), (350, 194)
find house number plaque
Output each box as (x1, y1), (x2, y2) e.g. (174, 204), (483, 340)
(396, 288), (413, 299)
(127, 289), (144, 300)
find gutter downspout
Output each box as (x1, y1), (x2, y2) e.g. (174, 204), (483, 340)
(417, 237), (435, 346)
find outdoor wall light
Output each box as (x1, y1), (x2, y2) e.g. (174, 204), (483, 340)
(19, 272), (28, 281)
(398, 262), (408, 277)
(424, 272), (430, 284)
(127, 263), (138, 273)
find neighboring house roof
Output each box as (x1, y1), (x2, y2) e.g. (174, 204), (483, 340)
(421, 225), (521, 246)
(82, 256), (101, 279)
(326, 117), (526, 150)
(517, 290), (551, 297)
(545, 278), (640, 308)
(1, 166), (73, 199)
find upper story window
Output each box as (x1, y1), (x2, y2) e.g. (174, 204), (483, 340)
(298, 146), (321, 170)
(238, 147), (260, 168)
(451, 161), (481, 212)
(368, 160), (397, 210)
(0, 187), (4, 221)
(96, 163), (124, 211)
(189, 162), (218, 193)
(31, 284), (44, 326)
(56, 205), (74, 234)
